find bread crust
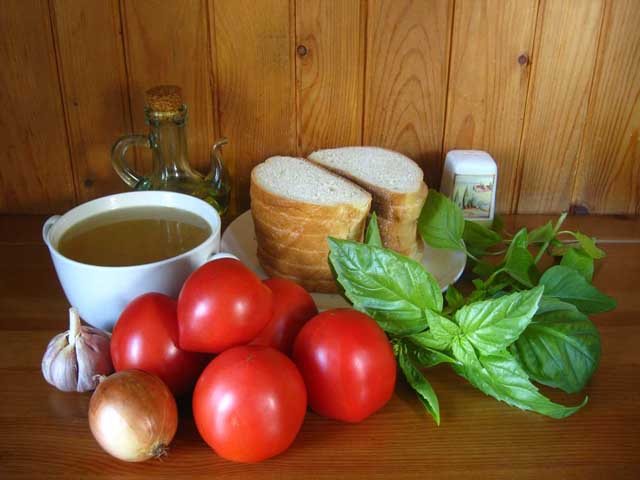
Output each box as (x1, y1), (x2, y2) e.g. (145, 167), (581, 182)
(257, 247), (333, 280)
(251, 197), (364, 236)
(252, 213), (366, 253)
(260, 262), (339, 293)
(377, 215), (422, 257)
(371, 182), (428, 221)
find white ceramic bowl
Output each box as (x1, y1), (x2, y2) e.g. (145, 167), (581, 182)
(43, 191), (223, 331)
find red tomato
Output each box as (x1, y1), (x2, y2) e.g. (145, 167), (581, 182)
(193, 345), (307, 463)
(111, 293), (209, 397)
(250, 278), (318, 355)
(177, 258), (273, 353)
(293, 308), (396, 423)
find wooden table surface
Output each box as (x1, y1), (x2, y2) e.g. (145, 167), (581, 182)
(1, 214), (639, 479)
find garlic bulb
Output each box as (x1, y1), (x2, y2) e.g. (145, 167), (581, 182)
(42, 307), (113, 392)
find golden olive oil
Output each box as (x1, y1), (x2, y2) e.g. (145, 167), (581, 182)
(57, 206), (210, 266)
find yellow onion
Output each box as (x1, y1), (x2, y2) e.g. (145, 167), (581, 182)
(88, 370), (178, 462)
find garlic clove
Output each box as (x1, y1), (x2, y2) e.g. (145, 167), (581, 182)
(42, 307), (114, 393)
(76, 334), (113, 392)
(42, 336), (79, 392)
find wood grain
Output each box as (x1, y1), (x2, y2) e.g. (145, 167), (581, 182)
(212, 0), (296, 216)
(51, 0), (131, 202)
(1, 1), (639, 215)
(364, 0), (452, 189)
(572, 0), (640, 215)
(515, 0), (605, 213)
(1, 214), (639, 479)
(0, 0), (76, 214)
(121, 0), (215, 174)
(296, 0), (366, 155)
(444, 0), (538, 213)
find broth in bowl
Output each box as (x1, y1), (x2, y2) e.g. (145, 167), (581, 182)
(57, 206), (211, 266)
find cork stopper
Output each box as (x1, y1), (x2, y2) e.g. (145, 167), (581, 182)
(145, 85), (183, 113)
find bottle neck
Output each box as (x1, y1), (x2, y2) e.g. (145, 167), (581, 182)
(145, 106), (191, 174)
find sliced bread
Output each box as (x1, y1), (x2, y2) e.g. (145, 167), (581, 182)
(250, 156), (372, 292)
(307, 147), (427, 206)
(307, 146), (428, 259)
(251, 156), (371, 218)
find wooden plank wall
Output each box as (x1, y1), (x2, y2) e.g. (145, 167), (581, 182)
(0, 0), (638, 216)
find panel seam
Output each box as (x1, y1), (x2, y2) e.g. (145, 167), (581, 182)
(439, 0), (457, 189)
(117, 0), (139, 171)
(360, 0), (369, 146)
(47, 0), (79, 207)
(569, 0), (609, 215)
(512, 0), (544, 213)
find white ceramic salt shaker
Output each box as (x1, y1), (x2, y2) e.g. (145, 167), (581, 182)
(440, 150), (497, 226)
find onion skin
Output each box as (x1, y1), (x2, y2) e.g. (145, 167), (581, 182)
(88, 370), (178, 462)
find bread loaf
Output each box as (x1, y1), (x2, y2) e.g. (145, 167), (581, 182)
(250, 156), (371, 293)
(307, 147), (428, 260)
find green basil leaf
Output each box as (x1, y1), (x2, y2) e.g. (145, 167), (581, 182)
(511, 301), (600, 393)
(424, 310), (460, 349)
(463, 220), (502, 250)
(539, 265), (616, 314)
(467, 286), (489, 303)
(504, 245), (535, 287)
(405, 340), (460, 368)
(536, 296), (577, 314)
(488, 284), (511, 299)
(398, 349), (441, 425)
(328, 238), (443, 334)
(472, 278), (485, 290)
(529, 221), (554, 243)
(502, 228), (534, 286)
(550, 243), (574, 257)
(560, 248), (594, 282)
(473, 260), (498, 277)
(507, 228), (529, 252)
(407, 330), (447, 350)
(445, 285), (464, 312)
(365, 212), (382, 247)
(453, 350), (586, 419)
(455, 287), (544, 355)
(451, 336), (478, 365)
(574, 232), (606, 259)
(418, 190), (465, 251)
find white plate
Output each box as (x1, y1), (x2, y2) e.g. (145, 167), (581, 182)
(221, 210), (466, 311)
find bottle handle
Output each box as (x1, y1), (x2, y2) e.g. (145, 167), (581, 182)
(111, 134), (151, 189)
(208, 137), (229, 189)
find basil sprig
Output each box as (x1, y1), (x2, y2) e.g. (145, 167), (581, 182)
(328, 236), (442, 335)
(510, 298), (601, 393)
(328, 191), (616, 424)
